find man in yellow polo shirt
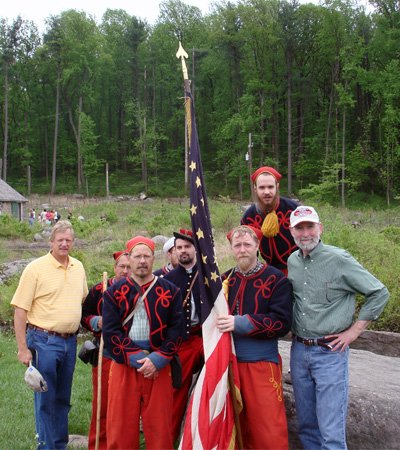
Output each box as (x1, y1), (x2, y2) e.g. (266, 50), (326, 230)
(11, 220), (88, 450)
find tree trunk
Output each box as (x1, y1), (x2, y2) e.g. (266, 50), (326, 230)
(324, 61), (340, 178)
(153, 63), (158, 186)
(77, 70), (88, 193)
(122, 104), (127, 173)
(3, 61), (9, 181)
(260, 88), (265, 166)
(287, 66), (293, 195)
(51, 61), (61, 195)
(341, 105), (346, 207)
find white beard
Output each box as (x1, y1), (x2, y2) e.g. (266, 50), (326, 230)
(294, 233), (320, 253)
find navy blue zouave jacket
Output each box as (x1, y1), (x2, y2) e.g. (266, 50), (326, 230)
(102, 275), (183, 371)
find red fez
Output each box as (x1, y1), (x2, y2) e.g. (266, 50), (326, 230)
(251, 166), (282, 183)
(227, 225), (263, 246)
(126, 236), (155, 253)
(113, 249), (128, 262)
(173, 228), (194, 244)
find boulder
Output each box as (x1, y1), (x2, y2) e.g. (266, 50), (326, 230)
(33, 233), (44, 242)
(154, 250), (165, 260)
(68, 435), (88, 448)
(42, 227), (52, 237)
(351, 330), (400, 357)
(278, 339), (400, 449)
(152, 235), (169, 245)
(136, 230), (150, 238)
(0, 259), (35, 284)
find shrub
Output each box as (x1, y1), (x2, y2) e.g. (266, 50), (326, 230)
(0, 215), (32, 239)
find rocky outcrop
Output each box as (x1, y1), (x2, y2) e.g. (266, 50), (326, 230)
(0, 259), (34, 285)
(279, 340), (400, 450)
(350, 330), (400, 358)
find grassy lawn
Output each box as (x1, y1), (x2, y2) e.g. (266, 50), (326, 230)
(0, 332), (92, 450)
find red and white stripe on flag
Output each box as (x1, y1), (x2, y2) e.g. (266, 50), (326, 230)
(179, 289), (240, 450)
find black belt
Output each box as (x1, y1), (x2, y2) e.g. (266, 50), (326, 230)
(28, 324), (75, 339)
(295, 335), (335, 350)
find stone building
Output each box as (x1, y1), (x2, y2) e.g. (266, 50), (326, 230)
(0, 179), (28, 222)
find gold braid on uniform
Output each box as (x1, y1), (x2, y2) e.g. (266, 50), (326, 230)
(261, 210), (279, 237)
(222, 268), (235, 298)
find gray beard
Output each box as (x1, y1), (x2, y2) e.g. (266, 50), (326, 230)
(294, 235), (320, 253)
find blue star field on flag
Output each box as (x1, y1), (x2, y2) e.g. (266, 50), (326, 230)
(186, 92), (223, 324)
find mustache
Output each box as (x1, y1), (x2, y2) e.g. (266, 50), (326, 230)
(137, 263), (148, 269)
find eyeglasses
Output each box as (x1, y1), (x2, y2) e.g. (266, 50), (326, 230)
(131, 255), (153, 261)
(116, 265), (131, 270)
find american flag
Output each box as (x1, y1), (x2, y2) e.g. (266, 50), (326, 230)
(179, 92), (241, 450)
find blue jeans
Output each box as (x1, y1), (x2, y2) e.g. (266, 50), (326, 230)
(27, 328), (77, 450)
(290, 338), (349, 450)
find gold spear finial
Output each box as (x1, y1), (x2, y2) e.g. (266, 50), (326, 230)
(176, 41), (189, 81)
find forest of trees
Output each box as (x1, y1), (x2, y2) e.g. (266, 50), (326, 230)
(1, 0), (400, 205)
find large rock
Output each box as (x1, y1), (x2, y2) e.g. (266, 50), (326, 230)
(0, 259), (34, 285)
(279, 339), (400, 449)
(152, 235), (169, 245)
(351, 330), (400, 357)
(68, 435), (88, 448)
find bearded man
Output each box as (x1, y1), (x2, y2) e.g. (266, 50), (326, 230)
(217, 225), (292, 449)
(102, 236), (183, 449)
(241, 166), (299, 275)
(287, 206), (389, 450)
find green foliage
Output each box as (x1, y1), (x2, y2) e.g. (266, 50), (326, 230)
(209, 197), (242, 234)
(299, 164), (360, 205)
(0, 277), (20, 323)
(378, 226), (400, 244)
(0, 215), (32, 239)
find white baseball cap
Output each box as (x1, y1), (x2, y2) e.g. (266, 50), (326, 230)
(25, 362), (48, 393)
(290, 206), (320, 227)
(163, 237), (175, 253)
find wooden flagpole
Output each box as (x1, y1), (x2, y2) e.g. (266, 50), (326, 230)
(95, 271), (107, 450)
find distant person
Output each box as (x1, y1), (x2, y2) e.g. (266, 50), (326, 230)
(100, 213), (107, 222)
(46, 210), (53, 225)
(153, 237), (179, 276)
(78, 214), (84, 221)
(29, 208), (35, 227)
(287, 206), (390, 450)
(11, 220), (88, 450)
(40, 209), (47, 227)
(102, 236), (183, 449)
(54, 210), (61, 223)
(68, 212), (73, 220)
(241, 166), (299, 275)
(81, 249), (132, 450)
(217, 225), (292, 449)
